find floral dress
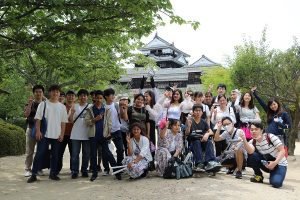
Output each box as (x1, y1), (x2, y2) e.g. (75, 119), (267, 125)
(122, 136), (151, 178)
(155, 129), (183, 176)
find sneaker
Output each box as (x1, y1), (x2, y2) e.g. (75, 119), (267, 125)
(235, 170), (242, 179)
(49, 175), (60, 181)
(37, 170), (45, 176)
(102, 171), (109, 176)
(140, 170), (148, 178)
(82, 172), (89, 178)
(27, 175), (37, 183)
(194, 163), (205, 171)
(250, 175), (264, 183)
(205, 161), (222, 172)
(24, 170), (31, 177)
(71, 173), (78, 179)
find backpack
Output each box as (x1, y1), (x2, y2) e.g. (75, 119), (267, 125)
(252, 133), (274, 148)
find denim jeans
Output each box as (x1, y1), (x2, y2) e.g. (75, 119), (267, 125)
(71, 140), (90, 174)
(190, 139), (216, 164)
(58, 135), (72, 173)
(247, 152), (287, 188)
(32, 137), (61, 176)
(111, 130), (124, 166)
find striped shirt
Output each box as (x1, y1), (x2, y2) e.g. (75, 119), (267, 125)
(249, 133), (288, 166)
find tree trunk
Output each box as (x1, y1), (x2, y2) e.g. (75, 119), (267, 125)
(288, 104), (300, 156)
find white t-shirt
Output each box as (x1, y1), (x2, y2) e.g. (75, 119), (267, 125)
(70, 103), (89, 140)
(106, 103), (121, 133)
(35, 101), (68, 139)
(211, 106), (236, 130)
(220, 128), (247, 158)
(249, 133), (288, 166)
(167, 105), (181, 120)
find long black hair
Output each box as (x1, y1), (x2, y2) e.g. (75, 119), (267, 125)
(267, 98), (283, 123)
(144, 90), (156, 108)
(240, 91), (255, 109)
(170, 89), (183, 104)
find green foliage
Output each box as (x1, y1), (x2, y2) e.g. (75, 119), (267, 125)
(228, 30), (300, 154)
(201, 66), (234, 96)
(0, 74), (30, 119)
(0, 0), (199, 90)
(0, 119), (25, 157)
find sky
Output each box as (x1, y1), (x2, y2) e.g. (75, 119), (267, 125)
(141, 0), (300, 66)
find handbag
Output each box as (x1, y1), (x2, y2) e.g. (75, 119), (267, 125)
(31, 101), (47, 139)
(163, 159), (177, 179)
(241, 126), (252, 140)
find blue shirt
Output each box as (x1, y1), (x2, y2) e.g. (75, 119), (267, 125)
(92, 105), (105, 139)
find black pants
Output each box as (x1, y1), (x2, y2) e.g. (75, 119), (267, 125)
(214, 129), (226, 157)
(58, 135), (72, 173)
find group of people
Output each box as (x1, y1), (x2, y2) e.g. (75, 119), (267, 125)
(23, 78), (291, 188)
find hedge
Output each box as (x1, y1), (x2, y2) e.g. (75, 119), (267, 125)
(0, 119), (25, 157)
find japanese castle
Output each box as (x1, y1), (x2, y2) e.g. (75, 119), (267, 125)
(119, 34), (220, 91)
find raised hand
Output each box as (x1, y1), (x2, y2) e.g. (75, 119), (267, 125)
(251, 86), (257, 93)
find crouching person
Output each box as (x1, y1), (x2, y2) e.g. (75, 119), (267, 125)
(155, 119), (183, 176)
(122, 123), (152, 179)
(215, 117), (246, 179)
(240, 123), (287, 188)
(185, 105), (221, 172)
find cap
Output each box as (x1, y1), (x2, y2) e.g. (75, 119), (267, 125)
(60, 91), (65, 96)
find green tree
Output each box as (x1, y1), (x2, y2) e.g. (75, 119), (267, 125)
(0, 0), (199, 89)
(229, 33), (300, 155)
(201, 66), (234, 96)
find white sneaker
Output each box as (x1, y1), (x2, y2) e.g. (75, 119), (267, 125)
(37, 170), (45, 176)
(24, 170), (31, 177)
(102, 171), (109, 176)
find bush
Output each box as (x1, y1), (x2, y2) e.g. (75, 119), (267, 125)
(6, 117), (27, 130)
(0, 119), (25, 157)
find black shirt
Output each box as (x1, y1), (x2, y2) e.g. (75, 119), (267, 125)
(189, 118), (209, 135)
(26, 101), (40, 128)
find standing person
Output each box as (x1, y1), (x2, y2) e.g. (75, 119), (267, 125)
(118, 96), (130, 156)
(57, 90), (75, 174)
(122, 94), (150, 135)
(212, 83), (227, 103)
(235, 92), (261, 141)
(103, 88), (124, 168)
(85, 90), (121, 181)
(240, 123), (287, 188)
(193, 91), (211, 125)
(69, 89), (90, 179)
(160, 89), (183, 122)
(27, 84), (68, 183)
(211, 95), (236, 157)
(204, 91), (214, 110)
(59, 91), (65, 103)
(144, 90), (163, 170)
(228, 89), (241, 128)
(122, 123), (152, 179)
(215, 117), (246, 179)
(24, 85), (45, 177)
(251, 87), (291, 150)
